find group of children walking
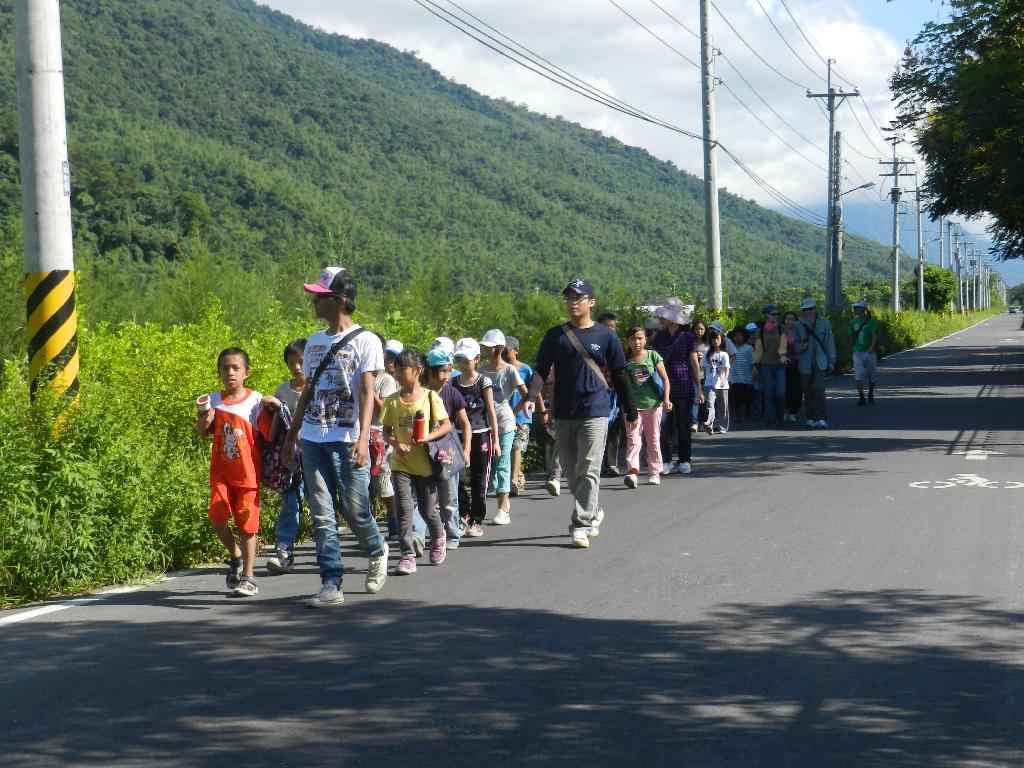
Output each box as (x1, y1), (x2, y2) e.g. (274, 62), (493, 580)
(196, 323), (543, 597)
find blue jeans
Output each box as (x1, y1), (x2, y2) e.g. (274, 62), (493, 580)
(759, 363), (786, 424)
(438, 472), (461, 540)
(301, 439), (386, 585)
(490, 430), (515, 493)
(274, 480), (305, 554)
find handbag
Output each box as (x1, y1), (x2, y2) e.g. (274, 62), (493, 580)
(260, 403), (302, 493)
(426, 391), (468, 481)
(647, 352), (665, 398)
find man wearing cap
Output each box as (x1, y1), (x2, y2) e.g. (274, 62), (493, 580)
(752, 304), (788, 428)
(283, 266), (390, 607)
(849, 299), (878, 406)
(792, 297), (836, 428)
(527, 279), (638, 548)
(651, 298), (702, 474)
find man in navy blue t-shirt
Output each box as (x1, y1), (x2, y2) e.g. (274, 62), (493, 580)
(528, 278), (638, 548)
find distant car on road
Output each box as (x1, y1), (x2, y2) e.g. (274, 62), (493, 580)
(1010, 307), (1018, 314)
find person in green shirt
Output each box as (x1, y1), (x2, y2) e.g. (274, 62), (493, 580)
(623, 326), (672, 487)
(849, 299), (878, 406)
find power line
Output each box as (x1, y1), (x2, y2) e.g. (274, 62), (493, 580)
(709, 0), (810, 90)
(417, 0), (702, 140)
(844, 99), (888, 156)
(753, 0), (825, 84)
(645, 0), (698, 40)
(776, 0), (826, 65)
(606, 0), (700, 69)
(856, 93), (893, 147)
(416, 0), (827, 227)
(613, 1), (826, 170)
(439, 0), (658, 123)
(718, 80), (826, 171)
(718, 52), (825, 153)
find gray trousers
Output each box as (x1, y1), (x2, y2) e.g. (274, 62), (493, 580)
(554, 417), (608, 530)
(800, 369), (828, 421)
(392, 471), (443, 556)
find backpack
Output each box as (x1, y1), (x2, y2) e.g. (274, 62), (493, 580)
(260, 403), (302, 494)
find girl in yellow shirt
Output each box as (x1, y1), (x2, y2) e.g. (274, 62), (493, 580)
(380, 349), (452, 574)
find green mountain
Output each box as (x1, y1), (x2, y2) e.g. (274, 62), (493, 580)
(0, 0), (889, 311)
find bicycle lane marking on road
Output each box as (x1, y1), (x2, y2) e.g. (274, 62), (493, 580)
(909, 473), (1024, 490)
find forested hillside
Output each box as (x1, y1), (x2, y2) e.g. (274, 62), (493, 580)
(0, 0), (889, 331)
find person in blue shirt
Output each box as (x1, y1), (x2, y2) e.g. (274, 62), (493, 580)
(504, 336), (534, 496)
(527, 278), (638, 548)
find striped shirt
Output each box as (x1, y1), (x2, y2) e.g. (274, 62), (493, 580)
(731, 344), (755, 384)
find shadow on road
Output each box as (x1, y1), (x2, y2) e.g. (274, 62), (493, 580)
(3, 589), (1021, 767)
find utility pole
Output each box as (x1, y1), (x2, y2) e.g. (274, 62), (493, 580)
(953, 226), (962, 312)
(14, 0), (77, 400)
(879, 135), (914, 313)
(808, 61), (857, 313)
(915, 182), (925, 310)
(699, 0), (722, 312)
(937, 218), (944, 269)
(831, 131), (843, 310)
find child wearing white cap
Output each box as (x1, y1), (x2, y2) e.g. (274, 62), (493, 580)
(478, 329), (530, 525)
(452, 337), (500, 537)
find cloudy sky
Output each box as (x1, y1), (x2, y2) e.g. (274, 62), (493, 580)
(259, 0), (1010, 282)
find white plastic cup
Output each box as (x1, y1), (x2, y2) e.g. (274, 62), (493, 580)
(196, 395), (212, 412)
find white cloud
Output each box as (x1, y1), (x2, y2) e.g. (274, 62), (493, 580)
(257, 0), (927, 224)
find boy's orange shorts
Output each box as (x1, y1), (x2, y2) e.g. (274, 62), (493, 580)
(208, 483), (261, 534)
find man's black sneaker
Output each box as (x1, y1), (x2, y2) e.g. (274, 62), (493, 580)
(226, 557), (243, 590)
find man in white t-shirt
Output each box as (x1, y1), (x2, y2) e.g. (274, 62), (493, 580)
(283, 266), (389, 608)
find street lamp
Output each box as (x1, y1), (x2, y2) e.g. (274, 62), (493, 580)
(831, 182), (877, 310)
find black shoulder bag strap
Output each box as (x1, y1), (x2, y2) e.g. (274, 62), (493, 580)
(294, 326), (366, 421)
(561, 324), (610, 391)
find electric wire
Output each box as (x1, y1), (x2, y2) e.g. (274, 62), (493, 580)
(753, 0), (825, 83)
(416, 0), (703, 140)
(416, 0), (827, 226)
(776, 0), (826, 65)
(437, 0), (673, 126)
(606, 0), (700, 69)
(718, 80), (826, 171)
(645, 0), (699, 40)
(644, 0), (828, 156)
(844, 99), (889, 156)
(709, 0), (810, 90)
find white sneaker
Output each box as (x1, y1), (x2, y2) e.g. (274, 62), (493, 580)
(365, 542), (389, 594)
(690, 424), (698, 433)
(661, 462), (677, 476)
(624, 473), (638, 489)
(590, 509), (605, 536)
(308, 581), (344, 608)
(571, 528), (590, 548)
(677, 462), (692, 475)
(493, 508), (511, 525)
(545, 478), (561, 497)
(648, 474), (661, 485)
(816, 420), (828, 429)
(806, 419), (816, 428)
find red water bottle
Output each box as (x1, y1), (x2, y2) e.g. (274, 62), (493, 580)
(413, 410), (426, 442)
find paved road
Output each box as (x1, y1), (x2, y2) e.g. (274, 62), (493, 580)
(3, 314), (1023, 767)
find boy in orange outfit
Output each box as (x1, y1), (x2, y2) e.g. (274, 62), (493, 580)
(197, 347), (280, 597)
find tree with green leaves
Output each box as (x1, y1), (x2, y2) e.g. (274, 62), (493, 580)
(891, 0), (1024, 260)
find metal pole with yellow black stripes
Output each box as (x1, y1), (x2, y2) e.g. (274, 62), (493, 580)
(15, 0), (78, 399)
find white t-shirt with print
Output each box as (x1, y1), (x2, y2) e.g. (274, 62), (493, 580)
(478, 362), (523, 435)
(299, 326), (384, 443)
(701, 350), (731, 390)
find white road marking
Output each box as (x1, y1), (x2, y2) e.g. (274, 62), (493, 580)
(0, 569), (204, 628)
(909, 474), (1024, 489)
(952, 449), (1004, 460)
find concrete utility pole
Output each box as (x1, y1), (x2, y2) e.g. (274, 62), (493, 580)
(15, 0), (77, 399)
(831, 131), (843, 311)
(699, 0), (722, 312)
(915, 182), (925, 310)
(808, 62), (858, 314)
(879, 135), (915, 313)
(937, 218), (944, 269)
(953, 227), (963, 312)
